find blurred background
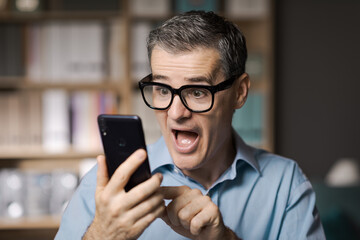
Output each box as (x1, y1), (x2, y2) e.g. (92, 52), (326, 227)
(0, 0), (359, 239)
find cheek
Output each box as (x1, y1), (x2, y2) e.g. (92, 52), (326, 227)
(155, 111), (167, 131)
(212, 94), (235, 123)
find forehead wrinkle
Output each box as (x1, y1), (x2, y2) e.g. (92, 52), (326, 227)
(151, 47), (222, 85)
(184, 60), (222, 85)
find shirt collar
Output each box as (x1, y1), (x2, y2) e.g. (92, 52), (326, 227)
(232, 129), (261, 173)
(147, 129), (261, 175)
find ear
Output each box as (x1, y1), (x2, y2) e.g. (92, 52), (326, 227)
(234, 73), (250, 109)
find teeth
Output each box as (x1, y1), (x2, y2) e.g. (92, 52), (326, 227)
(181, 139), (191, 145)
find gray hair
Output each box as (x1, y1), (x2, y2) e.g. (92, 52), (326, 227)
(147, 11), (247, 78)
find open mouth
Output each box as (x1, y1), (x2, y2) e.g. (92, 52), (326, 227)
(172, 129), (199, 153)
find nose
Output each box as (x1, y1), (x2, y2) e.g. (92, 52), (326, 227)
(167, 95), (192, 121)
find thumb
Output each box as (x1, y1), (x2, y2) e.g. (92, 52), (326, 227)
(96, 155), (109, 190)
(160, 208), (171, 225)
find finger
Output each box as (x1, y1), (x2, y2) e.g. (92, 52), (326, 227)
(178, 196), (208, 230)
(96, 155), (109, 191)
(125, 173), (163, 209)
(160, 186), (190, 199)
(105, 149), (147, 195)
(190, 204), (219, 236)
(126, 191), (165, 223)
(132, 201), (166, 235)
(166, 188), (202, 227)
(160, 209), (171, 225)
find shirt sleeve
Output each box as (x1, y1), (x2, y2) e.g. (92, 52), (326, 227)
(55, 165), (97, 240)
(278, 165), (326, 240)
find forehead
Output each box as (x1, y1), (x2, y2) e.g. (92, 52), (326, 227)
(150, 46), (222, 83)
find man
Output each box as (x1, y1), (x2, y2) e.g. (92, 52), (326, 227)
(55, 11), (325, 239)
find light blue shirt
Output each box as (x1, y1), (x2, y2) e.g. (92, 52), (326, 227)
(55, 132), (325, 239)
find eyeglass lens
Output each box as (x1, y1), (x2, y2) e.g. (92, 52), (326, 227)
(142, 85), (213, 112)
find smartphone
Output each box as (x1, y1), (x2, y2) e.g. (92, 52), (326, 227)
(97, 114), (151, 192)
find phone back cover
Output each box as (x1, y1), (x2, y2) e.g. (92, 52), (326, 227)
(98, 115), (151, 191)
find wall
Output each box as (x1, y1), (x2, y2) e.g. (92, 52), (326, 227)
(275, 0), (360, 179)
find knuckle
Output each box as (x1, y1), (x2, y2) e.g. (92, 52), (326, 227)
(132, 189), (145, 200)
(178, 208), (189, 220)
(191, 217), (202, 231)
(116, 171), (128, 184)
(98, 192), (110, 205)
(208, 203), (219, 215)
(142, 200), (153, 212)
(180, 185), (191, 192)
(152, 174), (162, 186)
(203, 195), (212, 202)
(117, 216), (131, 228)
(146, 212), (157, 223)
(191, 188), (202, 196)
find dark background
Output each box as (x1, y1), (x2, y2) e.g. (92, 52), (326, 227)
(275, 0), (360, 179)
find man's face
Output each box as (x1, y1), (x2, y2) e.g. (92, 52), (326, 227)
(150, 46), (239, 172)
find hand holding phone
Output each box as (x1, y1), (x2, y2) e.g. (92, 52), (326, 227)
(97, 114), (151, 192)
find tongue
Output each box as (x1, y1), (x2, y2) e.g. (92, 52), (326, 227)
(176, 131), (198, 147)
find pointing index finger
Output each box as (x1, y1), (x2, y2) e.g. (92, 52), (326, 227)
(160, 186), (189, 200)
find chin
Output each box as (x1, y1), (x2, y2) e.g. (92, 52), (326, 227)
(172, 152), (204, 171)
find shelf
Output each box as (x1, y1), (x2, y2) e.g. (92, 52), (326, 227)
(0, 11), (121, 22)
(0, 150), (102, 160)
(129, 13), (173, 22)
(0, 78), (123, 91)
(0, 216), (60, 230)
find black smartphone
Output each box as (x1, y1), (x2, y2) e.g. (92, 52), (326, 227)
(97, 114), (151, 192)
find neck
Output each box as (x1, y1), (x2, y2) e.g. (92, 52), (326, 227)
(182, 133), (236, 189)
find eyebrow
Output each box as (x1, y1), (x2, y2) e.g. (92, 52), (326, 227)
(152, 63), (222, 86)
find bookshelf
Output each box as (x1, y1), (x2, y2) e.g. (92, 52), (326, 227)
(0, 0), (274, 238)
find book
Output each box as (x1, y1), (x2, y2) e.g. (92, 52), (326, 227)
(0, 24), (25, 77)
(27, 90), (43, 151)
(0, 90), (43, 152)
(27, 21), (107, 83)
(109, 20), (126, 82)
(26, 23), (42, 82)
(130, 0), (170, 17)
(7, 91), (21, 151)
(225, 0), (269, 19)
(174, 0), (218, 13)
(61, 0), (120, 11)
(71, 90), (116, 152)
(131, 22), (152, 82)
(0, 92), (7, 148)
(42, 89), (70, 153)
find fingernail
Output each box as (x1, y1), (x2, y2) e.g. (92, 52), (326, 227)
(156, 173), (163, 182)
(136, 149), (146, 158)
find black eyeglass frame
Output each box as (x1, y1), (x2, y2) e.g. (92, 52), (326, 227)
(138, 73), (237, 113)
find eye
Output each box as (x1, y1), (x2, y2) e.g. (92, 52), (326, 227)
(155, 86), (170, 96)
(191, 89), (208, 98)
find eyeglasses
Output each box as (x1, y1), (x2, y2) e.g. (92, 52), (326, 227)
(138, 74), (237, 113)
